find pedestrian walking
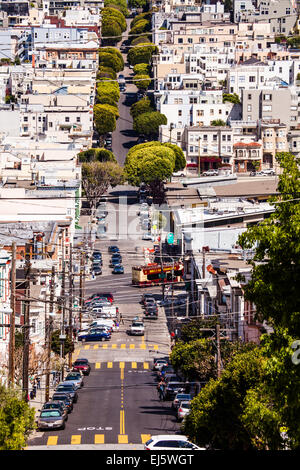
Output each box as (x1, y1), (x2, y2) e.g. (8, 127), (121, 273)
(157, 379), (166, 401)
(120, 313), (124, 325)
(36, 376), (41, 390)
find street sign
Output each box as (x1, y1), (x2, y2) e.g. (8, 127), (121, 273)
(167, 232), (174, 244)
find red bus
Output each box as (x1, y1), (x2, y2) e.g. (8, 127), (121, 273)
(132, 262), (184, 287)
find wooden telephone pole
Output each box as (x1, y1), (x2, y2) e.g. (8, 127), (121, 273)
(8, 242), (16, 386)
(68, 244), (73, 369)
(45, 265), (55, 402)
(23, 256), (31, 402)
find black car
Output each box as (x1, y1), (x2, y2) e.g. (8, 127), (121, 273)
(55, 382), (78, 403)
(110, 255), (122, 267)
(165, 382), (186, 400)
(108, 246), (119, 253)
(141, 294), (156, 305)
(51, 393), (74, 413)
(92, 264), (102, 275)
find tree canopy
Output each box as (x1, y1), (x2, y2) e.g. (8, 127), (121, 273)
(130, 97), (154, 119)
(81, 161), (124, 214)
(93, 103), (117, 137)
(127, 44), (158, 66)
(0, 385), (36, 450)
(133, 74), (151, 91)
(99, 51), (124, 73)
(132, 110), (167, 136)
(78, 148), (117, 163)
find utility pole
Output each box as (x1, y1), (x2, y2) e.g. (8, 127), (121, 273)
(23, 256), (31, 402)
(45, 265), (55, 402)
(60, 234), (66, 381)
(198, 136), (201, 176)
(68, 243), (73, 369)
(8, 242), (16, 386)
(216, 323), (222, 379)
(79, 251), (85, 331)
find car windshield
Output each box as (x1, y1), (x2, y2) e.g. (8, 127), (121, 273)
(74, 361), (88, 365)
(176, 394), (190, 400)
(181, 403), (191, 409)
(169, 383), (184, 389)
(52, 396), (69, 402)
(40, 410), (61, 418)
(43, 403), (60, 409)
(65, 376), (78, 381)
(132, 322), (143, 327)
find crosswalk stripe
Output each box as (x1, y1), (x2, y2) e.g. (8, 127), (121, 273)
(118, 435), (128, 444)
(107, 362), (113, 368)
(94, 434), (105, 444)
(71, 435), (81, 445)
(94, 345), (99, 350)
(119, 362), (125, 369)
(132, 362), (137, 368)
(102, 344), (108, 349)
(112, 344), (117, 349)
(129, 344), (135, 349)
(143, 362), (149, 369)
(140, 344), (146, 349)
(47, 436), (58, 446)
(95, 362), (101, 369)
(84, 345), (90, 350)
(120, 344), (126, 349)
(153, 345), (158, 350)
(141, 434), (151, 444)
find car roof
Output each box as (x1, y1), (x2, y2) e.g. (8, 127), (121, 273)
(151, 435), (188, 441)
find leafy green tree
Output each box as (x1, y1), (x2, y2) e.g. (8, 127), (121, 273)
(81, 161), (124, 214)
(93, 104), (117, 141)
(102, 19), (122, 45)
(211, 119), (226, 126)
(97, 66), (117, 80)
(129, 19), (151, 40)
(99, 51), (124, 72)
(133, 110), (167, 136)
(97, 79), (120, 103)
(128, 0), (148, 8)
(128, 44), (158, 66)
(223, 93), (240, 104)
(131, 35), (151, 46)
(133, 73), (151, 91)
(51, 329), (74, 357)
(0, 385), (36, 450)
(130, 11), (152, 28)
(133, 63), (150, 75)
(100, 47), (124, 66)
(97, 95), (119, 107)
(238, 152), (300, 336)
(163, 142), (186, 172)
(183, 347), (265, 450)
(104, 0), (129, 17)
(101, 7), (127, 32)
(78, 148), (117, 163)
(130, 97), (154, 119)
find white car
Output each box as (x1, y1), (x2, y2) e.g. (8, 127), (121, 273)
(153, 359), (168, 371)
(129, 321), (145, 336)
(202, 169), (218, 177)
(144, 435), (205, 450)
(257, 168), (275, 176)
(172, 171), (185, 177)
(177, 401), (191, 422)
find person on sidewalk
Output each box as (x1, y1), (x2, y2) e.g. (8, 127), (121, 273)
(157, 379), (166, 401)
(36, 376), (41, 390)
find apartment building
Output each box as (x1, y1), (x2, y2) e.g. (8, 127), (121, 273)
(234, 0), (298, 35)
(19, 93), (93, 147)
(33, 39), (99, 69)
(241, 87), (298, 130)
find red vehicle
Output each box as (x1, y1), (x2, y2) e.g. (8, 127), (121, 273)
(132, 263), (184, 287)
(72, 358), (91, 376)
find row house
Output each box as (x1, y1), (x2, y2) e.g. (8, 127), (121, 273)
(33, 40), (99, 70)
(19, 93), (93, 148)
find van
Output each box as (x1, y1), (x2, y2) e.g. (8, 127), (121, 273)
(100, 306), (118, 317)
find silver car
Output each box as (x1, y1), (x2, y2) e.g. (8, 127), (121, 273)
(177, 401), (191, 422)
(64, 372), (84, 389)
(37, 409), (66, 430)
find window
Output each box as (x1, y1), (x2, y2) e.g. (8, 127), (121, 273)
(247, 104), (252, 112)
(213, 134), (218, 141)
(248, 94), (252, 100)
(65, 116), (70, 122)
(249, 76), (255, 83)
(76, 117), (81, 123)
(263, 94), (272, 101)
(178, 38), (183, 44)
(188, 38), (193, 44)
(178, 110), (182, 116)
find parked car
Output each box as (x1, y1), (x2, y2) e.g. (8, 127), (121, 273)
(153, 359), (168, 371)
(177, 401), (191, 422)
(65, 371), (84, 389)
(172, 171), (185, 177)
(202, 169), (219, 177)
(144, 435), (205, 450)
(40, 401), (68, 420)
(37, 409), (67, 431)
(164, 382), (186, 400)
(140, 293), (156, 305)
(112, 264), (124, 274)
(96, 225), (107, 239)
(142, 232), (154, 241)
(257, 168), (275, 176)
(129, 321), (145, 336)
(171, 393), (192, 410)
(51, 393), (73, 413)
(55, 382), (78, 403)
(108, 246), (119, 253)
(110, 255), (122, 267)
(92, 263), (102, 275)
(72, 358), (91, 376)
(78, 328), (111, 342)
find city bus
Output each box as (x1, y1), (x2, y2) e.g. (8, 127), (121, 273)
(132, 262), (184, 287)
